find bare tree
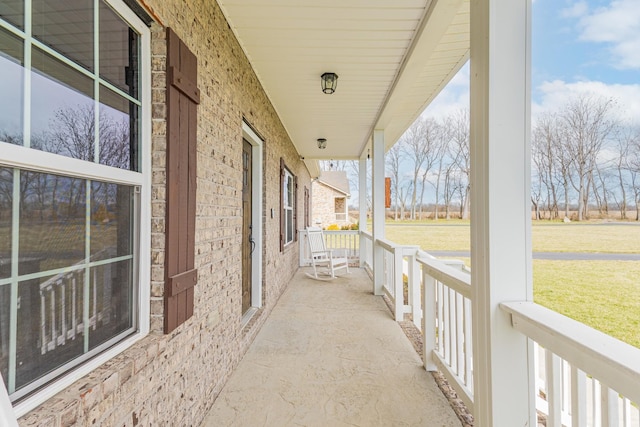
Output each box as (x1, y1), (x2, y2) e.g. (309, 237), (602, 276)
(624, 128), (640, 220)
(448, 109), (470, 219)
(401, 116), (443, 219)
(386, 143), (405, 220)
(417, 118), (445, 219)
(561, 95), (617, 220)
(532, 113), (562, 219)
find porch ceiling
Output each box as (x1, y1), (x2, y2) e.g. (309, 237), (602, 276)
(217, 0), (469, 169)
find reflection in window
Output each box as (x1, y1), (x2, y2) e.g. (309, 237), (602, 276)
(90, 181), (133, 257)
(100, 0), (139, 98)
(2, 167), (136, 398)
(32, 0), (93, 71)
(16, 273), (86, 390)
(99, 86), (139, 171)
(89, 260), (132, 350)
(19, 172), (86, 274)
(31, 48), (95, 159)
(0, 1), (24, 30)
(0, 28), (24, 145)
(0, 168), (12, 280)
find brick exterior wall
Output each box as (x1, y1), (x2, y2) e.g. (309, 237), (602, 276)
(311, 181), (350, 228)
(18, 0), (310, 425)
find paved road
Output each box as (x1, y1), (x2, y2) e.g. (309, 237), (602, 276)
(427, 250), (640, 261)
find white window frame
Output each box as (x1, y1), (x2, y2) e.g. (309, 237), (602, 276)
(283, 168), (295, 246)
(0, 0), (151, 417)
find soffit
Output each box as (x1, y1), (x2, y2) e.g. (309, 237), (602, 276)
(217, 0), (469, 166)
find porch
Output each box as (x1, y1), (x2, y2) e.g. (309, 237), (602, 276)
(202, 268), (462, 426)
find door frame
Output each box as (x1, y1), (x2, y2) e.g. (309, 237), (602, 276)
(242, 121), (263, 310)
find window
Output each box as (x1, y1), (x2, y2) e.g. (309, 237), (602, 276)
(0, 0), (149, 403)
(280, 159), (297, 250)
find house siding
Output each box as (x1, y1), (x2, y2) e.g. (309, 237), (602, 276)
(18, 0), (310, 425)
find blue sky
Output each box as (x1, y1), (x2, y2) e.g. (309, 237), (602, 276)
(424, 0), (640, 125)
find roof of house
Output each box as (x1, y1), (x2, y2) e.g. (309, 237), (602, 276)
(317, 171), (350, 197)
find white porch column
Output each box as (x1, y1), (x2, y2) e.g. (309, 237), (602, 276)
(371, 130), (385, 295)
(470, 0), (534, 426)
(359, 156), (368, 267)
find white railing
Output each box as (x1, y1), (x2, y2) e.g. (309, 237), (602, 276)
(376, 238), (419, 322)
(299, 229), (360, 267)
(419, 255), (475, 412)
(360, 231), (373, 271)
(503, 302), (640, 427)
(298, 229), (640, 425)
(39, 250), (114, 354)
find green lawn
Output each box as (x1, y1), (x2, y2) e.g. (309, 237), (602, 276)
(385, 221), (640, 348)
(385, 221), (640, 253)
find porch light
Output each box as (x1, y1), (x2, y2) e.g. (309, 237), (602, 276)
(317, 138), (327, 149)
(321, 72), (338, 94)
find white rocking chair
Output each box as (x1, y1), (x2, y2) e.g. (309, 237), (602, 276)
(305, 227), (350, 280)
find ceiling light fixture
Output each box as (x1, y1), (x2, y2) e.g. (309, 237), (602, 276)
(321, 72), (338, 94)
(317, 138), (327, 149)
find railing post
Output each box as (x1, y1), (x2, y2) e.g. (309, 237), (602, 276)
(422, 270), (437, 371)
(393, 246), (403, 321)
(299, 229), (306, 267)
(570, 366), (587, 427)
(470, 0), (534, 424)
(371, 129), (385, 295)
(406, 249), (421, 328)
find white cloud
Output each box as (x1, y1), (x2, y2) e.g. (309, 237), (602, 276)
(561, 1), (588, 18)
(533, 79), (640, 125)
(576, 0), (640, 69)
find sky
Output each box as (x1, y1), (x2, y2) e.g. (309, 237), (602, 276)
(423, 0), (640, 125)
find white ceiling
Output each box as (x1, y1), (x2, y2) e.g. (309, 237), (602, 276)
(217, 0), (469, 172)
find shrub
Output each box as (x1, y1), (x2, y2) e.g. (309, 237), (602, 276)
(326, 224), (340, 230)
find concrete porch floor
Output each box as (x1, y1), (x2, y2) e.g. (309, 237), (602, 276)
(201, 268), (462, 426)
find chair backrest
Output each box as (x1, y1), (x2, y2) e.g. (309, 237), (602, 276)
(306, 227), (328, 257)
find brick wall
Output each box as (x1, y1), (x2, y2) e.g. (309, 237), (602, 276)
(18, 0), (310, 425)
(312, 182), (350, 228)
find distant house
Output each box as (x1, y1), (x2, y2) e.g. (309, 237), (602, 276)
(312, 171), (351, 227)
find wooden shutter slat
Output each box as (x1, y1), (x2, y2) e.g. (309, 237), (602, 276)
(168, 66), (200, 104)
(168, 269), (198, 297)
(164, 27), (199, 334)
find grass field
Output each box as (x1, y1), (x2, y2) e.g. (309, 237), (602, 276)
(386, 221), (640, 253)
(384, 220), (640, 348)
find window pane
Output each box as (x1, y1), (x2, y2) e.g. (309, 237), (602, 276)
(286, 210), (293, 243)
(0, 284), (9, 386)
(0, 168), (12, 280)
(99, 86), (139, 171)
(90, 182), (133, 257)
(16, 271), (85, 390)
(0, 1), (24, 30)
(0, 27), (24, 145)
(89, 259), (132, 350)
(19, 172), (86, 275)
(286, 175), (293, 208)
(32, 0), (94, 71)
(31, 47), (94, 160)
(100, 1), (139, 98)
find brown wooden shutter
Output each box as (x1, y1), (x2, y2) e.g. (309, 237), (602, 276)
(385, 177), (391, 209)
(164, 27), (200, 334)
(280, 158), (285, 252)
